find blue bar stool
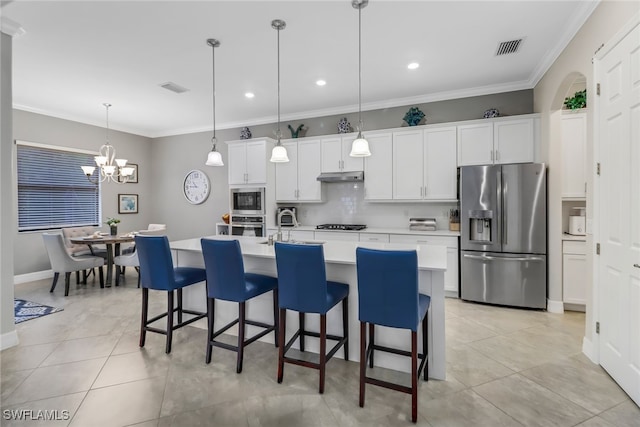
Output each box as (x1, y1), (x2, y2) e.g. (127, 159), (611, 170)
(135, 235), (207, 354)
(201, 239), (279, 373)
(356, 247), (430, 423)
(274, 242), (349, 394)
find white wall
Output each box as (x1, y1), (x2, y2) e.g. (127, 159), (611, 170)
(533, 0), (640, 341)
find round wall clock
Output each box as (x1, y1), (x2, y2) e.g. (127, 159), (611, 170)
(183, 169), (210, 205)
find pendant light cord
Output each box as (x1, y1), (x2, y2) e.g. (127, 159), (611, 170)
(211, 42), (217, 146)
(276, 25), (281, 143)
(104, 103), (110, 145)
(358, 5), (362, 133)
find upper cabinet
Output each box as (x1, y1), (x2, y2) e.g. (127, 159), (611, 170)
(393, 127), (457, 201)
(275, 139), (322, 202)
(364, 132), (393, 200)
(321, 136), (363, 173)
(457, 115), (538, 166)
(228, 139), (269, 185)
(561, 111), (587, 199)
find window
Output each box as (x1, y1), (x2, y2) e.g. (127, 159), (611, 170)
(16, 141), (100, 232)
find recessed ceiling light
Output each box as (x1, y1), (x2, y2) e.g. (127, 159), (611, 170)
(407, 62), (420, 70)
(245, 92), (255, 98)
(316, 80), (327, 86)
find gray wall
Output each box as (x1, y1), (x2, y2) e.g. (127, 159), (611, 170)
(1, 32), (16, 343)
(12, 110), (153, 275)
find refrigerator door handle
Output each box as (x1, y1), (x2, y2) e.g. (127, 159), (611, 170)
(496, 169), (502, 247)
(502, 172), (508, 246)
(463, 254), (545, 262)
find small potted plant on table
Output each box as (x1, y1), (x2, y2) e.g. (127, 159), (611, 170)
(106, 217), (120, 236)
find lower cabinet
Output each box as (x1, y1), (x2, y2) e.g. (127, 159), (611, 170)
(389, 234), (459, 296)
(314, 231), (360, 242)
(563, 240), (587, 305)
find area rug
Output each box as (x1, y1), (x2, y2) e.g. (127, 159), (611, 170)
(14, 299), (63, 324)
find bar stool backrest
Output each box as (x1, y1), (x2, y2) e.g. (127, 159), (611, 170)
(274, 242), (328, 314)
(135, 235), (176, 291)
(356, 248), (420, 331)
(201, 239), (247, 301)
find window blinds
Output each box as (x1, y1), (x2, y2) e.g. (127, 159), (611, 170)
(17, 143), (100, 231)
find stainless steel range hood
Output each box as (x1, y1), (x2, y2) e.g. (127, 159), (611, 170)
(316, 171), (364, 182)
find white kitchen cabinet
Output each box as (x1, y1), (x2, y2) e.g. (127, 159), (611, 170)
(227, 140), (268, 185)
(320, 136), (363, 173)
(314, 230), (360, 242)
(364, 132), (393, 200)
(275, 139), (322, 202)
(457, 116), (537, 166)
(389, 234), (459, 295)
(563, 240), (587, 305)
(561, 112), (587, 199)
(393, 127), (457, 201)
(266, 228), (315, 242)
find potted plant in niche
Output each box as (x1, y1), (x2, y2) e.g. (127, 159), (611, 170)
(105, 217), (120, 236)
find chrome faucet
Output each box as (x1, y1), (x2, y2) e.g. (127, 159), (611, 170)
(276, 209), (299, 242)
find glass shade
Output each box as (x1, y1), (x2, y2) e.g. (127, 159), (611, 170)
(206, 150), (224, 166)
(115, 158), (128, 167)
(121, 166), (135, 176)
(270, 144), (289, 163)
(349, 135), (371, 157)
(81, 166), (96, 176)
(103, 165), (116, 175)
(94, 156), (107, 166)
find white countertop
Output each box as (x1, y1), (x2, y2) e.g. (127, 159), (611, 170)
(171, 235), (447, 271)
(265, 225), (460, 237)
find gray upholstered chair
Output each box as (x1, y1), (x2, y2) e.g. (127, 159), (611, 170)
(43, 233), (105, 296)
(114, 225), (167, 287)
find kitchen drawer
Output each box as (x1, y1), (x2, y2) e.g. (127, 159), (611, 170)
(314, 230), (360, 242)
(359, 233), (390, 243)
(563, 240), (586, 255)
(389, 234), (457, 248)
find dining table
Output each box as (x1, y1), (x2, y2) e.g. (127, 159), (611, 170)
(70, 234), (135, 286)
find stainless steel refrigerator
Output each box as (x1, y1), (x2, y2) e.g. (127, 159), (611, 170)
(460, 163), (547, 309)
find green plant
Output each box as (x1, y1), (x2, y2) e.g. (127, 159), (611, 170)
(105, 217), (120, 226)
(564, 89), (586, 109)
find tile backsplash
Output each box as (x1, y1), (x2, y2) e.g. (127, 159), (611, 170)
(288, 183), (457, 230)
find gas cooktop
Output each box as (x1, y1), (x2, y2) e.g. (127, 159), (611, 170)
(315, 224), (367, 231)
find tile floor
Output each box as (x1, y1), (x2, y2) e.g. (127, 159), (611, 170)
(1, 276), (639, 426)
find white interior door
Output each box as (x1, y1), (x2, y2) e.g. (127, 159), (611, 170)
(596, 15), (640, 406)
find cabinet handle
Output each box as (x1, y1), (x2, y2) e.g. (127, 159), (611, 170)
(491, 150), (494, 161)
(634, 264), (640, 268)
(584, 182), (587, 193)
(496, 150), (500, 161)
(424, 185), (427, 197)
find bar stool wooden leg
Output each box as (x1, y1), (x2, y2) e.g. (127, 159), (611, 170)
(342, 298), (349, 360)
(50, 273), (60, 293)
(299, 312), (306, 352)
(237, 302), (246, 373)
(369, 323), (375, 368)
(423, 314), (429, 381)
(319, 314), (327, 394)
(177, 289), (183, 324)
(166, 291), (174, 354)
(359, 321), (366, 408)
(411, 330), (418, 423)
(140, 288), (148, 347)
(273, 290), (279, 347)
(206, 297), (215, 364)
(277, 308), (286, 384)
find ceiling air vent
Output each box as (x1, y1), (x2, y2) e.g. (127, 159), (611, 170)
(159, 82), (189, 94)
(495, 39), (522, 56)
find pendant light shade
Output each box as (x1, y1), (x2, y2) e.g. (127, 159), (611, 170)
(270, 19), (289, 163)
(205, 38), (224, 167)
(350, 0), (371, 157)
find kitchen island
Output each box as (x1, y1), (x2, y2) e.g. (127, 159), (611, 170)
(170, 235), (447, 380)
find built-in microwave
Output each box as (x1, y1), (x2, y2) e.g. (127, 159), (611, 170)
(230, 187), (265, 215)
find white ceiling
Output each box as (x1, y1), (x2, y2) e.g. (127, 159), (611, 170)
(2, 1), (598, 138)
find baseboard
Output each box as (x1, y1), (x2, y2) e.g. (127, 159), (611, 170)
(546, 298), (564, 313)
(582, 336), (597, 363)
(0, 330), (19, 351)
(14, 269), (53, 285)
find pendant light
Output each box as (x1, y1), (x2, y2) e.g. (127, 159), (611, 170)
(81, 103), (135, 183)
(350, 0), (371, 157)
(205, 38), (224, 166)
(270, 19), (289, 163)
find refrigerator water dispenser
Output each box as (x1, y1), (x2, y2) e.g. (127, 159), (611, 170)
(469, 210), (493, 242)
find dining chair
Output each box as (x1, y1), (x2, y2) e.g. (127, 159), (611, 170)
(355, 247), (430, 423)
(201, 239), (278, 373)
(42, 233), (105, 296)
(135, 235), (207, 354)
(273, 242), (349, 394)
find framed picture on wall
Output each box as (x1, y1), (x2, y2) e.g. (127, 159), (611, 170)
(118, 163), (138, 183)
(118, 194), (138, 214)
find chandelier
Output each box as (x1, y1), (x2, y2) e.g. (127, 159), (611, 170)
(81, 103), (135, 183)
